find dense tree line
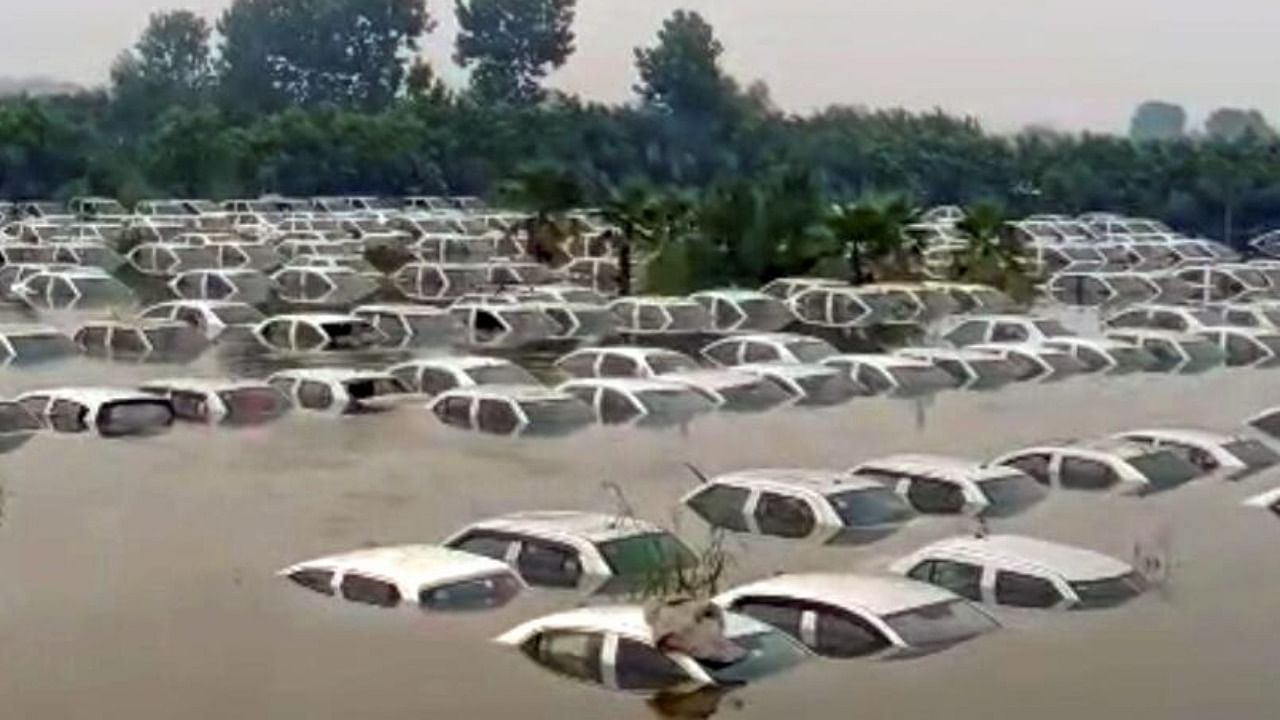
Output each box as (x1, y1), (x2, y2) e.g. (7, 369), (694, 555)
(4, 0), (1280, 256)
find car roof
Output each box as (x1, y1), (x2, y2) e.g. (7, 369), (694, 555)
(435, 385), (571, 403)
(854, 454), (1020, 483)
(139, 377), (277, 393)
(269, 367), (395, 383)
(495, 604), (771, 646)
(710, 332), (824, 346)
(735, 362), (840, 379)
(610, 295), (701, 307)
(1105, 329), (1206, 342)
(824, 353), (934, 369)
(912, 535), (1132, 581)
(459, 511), (666, 544)
(19, 387), (166, 405)
(565, 346), (693, 361)
(1043, 336), (1140, 351)
(691, 288), (775, 300)
(354, 304), (450, 317)
(260, 313), (364, 324)
(1243, 487), (1280, 508)
(395, 355), (514, 371)
(1117, 428), (1241, 446)
(710, 468), (885, 494)
(0, 324), (66, 337)
(281, 545), (516, 590)
(558, 377), (694, 393)
(146, 300), (255, 311)
(969, 342), (1069, 357)
(718, 573), (956, 617)
(957, 314), (1051, 323)
(896, 347), (1002, 361)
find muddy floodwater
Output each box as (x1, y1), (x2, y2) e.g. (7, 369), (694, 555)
(1, 353), (1279, 719)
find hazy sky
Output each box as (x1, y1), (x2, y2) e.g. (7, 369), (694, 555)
(5, 0), (1280, 132)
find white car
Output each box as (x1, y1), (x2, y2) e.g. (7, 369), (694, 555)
(700, 333), (838, 367)
(894, 347), (1020, 390)
(786, 286), (895, 328)
(923, 282), (1018, 314)
(849, 454), (1046, 518)
(280, 545), (524, 611)
(759, 276), (847, 301)
(72, 320), (209, 364)
(967, 343), (1089, 382)
(942, 314), (1077, 347)
(388, 356), (540, 396)
(169, 268), (273, 305)
(890, 535), (1144, 610)
(1104, 329), (1225, 373)
(271, 266), (380, 306)
(1174, 264), (1272, 303)
(138, 300), (266, 341)
(1104, 303), (1226, 334)
(0, 325), (79, 366)
(125, 243), (217, 276)
(558, 378), (716, 427)
(1196, 327), (1280, 368)
(1217, 301), (1280, 331)
(690, 290), (794, 333)
(820, 354), (955, 397)
(715, 573), (999, 659)
(252, 314), (387, 354)
(495, 604), (810, 691)
(12, 268), (135, 311)
(0, 400), (43, 454)
(139, 378), (292, 426)
(429, 385), (594, 437)
(16, 388), (175, 438)
(444, 511), (696, 593)
(681, 469), (915, 544)
(267, 368), (414, 415)
(1243, 488), (1280, 516)
(733, 363), (863, 406)
(353, 304), (462, 348)
(1040, 337), (1155, 375)
(391, 262), (489, 303)
(990, 440), (1202, 495)
(449, 301), (559, 348)
(609, 296), (714, 335)
(1112, 428), (1280, 480)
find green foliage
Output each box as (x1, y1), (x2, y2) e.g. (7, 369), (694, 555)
(110, 11), (215, 132)
(634, 10), (737, 119)
(1130, 101), (1187, 143)
(954, 202), (1035, 301)
(1204, 108), (1276, 143)
(454, 0), (577, 105)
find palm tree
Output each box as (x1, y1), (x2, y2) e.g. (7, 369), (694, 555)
(824, 196), (920, 284)
(600, 181), (659, 296)
(500, 163), (584, 266)
(953, 202), (1033, 301)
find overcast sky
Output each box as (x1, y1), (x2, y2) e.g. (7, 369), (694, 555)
(5, 0), (1279, 132)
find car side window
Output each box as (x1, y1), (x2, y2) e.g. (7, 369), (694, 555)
(754, 492), (817, 538)
(1225, 333), (1264, 366)
(860, 366), (894, 394)
(516, 540), (582, 588)
(260, 321), (292, 349)
(1004, 453), (1052, 485)
(614, 638), (690, 691)
(1151, 311), (1186, 331)
(49, 278), (78, 306)
(1059, 457), (1118, 490)
(294, 323), (327, 351)
(935, 359), (969, 384)
(732, 599), (804, 639)
(815, 607), (892, 658)
(435, 396), (473, 427)
(268, 377), (296, 398)
(636, 305), (667, 331)
(994, 571), (1062, 608)
(991, 323), (1029, 342)
(557, 354), (598, 378)
(1108, 311), (1146, 329)
(711, 299), (744, 330)
(1076, 345), (1108, 371)
(1226, 309), (1259, 327)
(477, 399), (519, 434)
(599, 354), (639, 377)
(743, 342), (779, 363)
(339, 573), (402, 608)
(449, 532), (513, 561)
(908, 558), (984, 601)
(703, 342), (741, 366)
(297, 381), (334, 410)
(77, 326), (109, 349)
(112, 329), (149, 355)
(598, 389), (639, 425)
(524, 631), (603, 684)
(946, 321), (986, 346)
(287, 568), (335, 596)
(48, 399), (89, 433)
(906, 477), (967, 514)
(686, 485), (751, 532)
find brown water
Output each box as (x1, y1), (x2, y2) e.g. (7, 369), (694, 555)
(1, 356), (1278, 719)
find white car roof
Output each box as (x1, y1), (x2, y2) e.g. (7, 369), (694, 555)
(854, 454), (1020, 483)
(824, 353), (935, 370)
(458, 511), (667, 545)
(269, 367), (396, 383)
(394, 355), (515, 372)
(433, 385), (574, 403)
(1105, 329), (1207, 343)
(18, 387), (165, 406)
(354, 304), (450, 317)
(139, 378), (278, 394)
(145, 300), (256, 311)
(558, 377), (695, 394)
(1117, 428), (1241, 447)
(611, 295), (702, 308)
(1043, 336), (1140, 351)
(717, 573), (957, 617)
(495, 604), (771, 647)
(669, 368), (760, 389)
(909, 535), (1133, 581)
(968, 343), (1069, 358)
(1243, 487), (1280, 508)
(260, 313), (364, 325)
(954, 314), (1048, 324)
(691, 289), (776, 301)
(734, 362), (841, 380)
(565, 346), (695, 362)
(709, 332), (824, 346)
(896, 347), (1000, 362)
(0, 324), (66, 337)
(280, 545), (516, 591)
(710, 468), (885, 494)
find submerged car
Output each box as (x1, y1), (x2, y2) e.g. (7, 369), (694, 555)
(496, 604), (810, 692)
(0, 400), (43, 454)
(280, 545), (524, 611)
(556, 347), (788, 412)
(271, 267), (380, 307)
(967, 343), (1089, 382)
(890, 535), (1145, 610)
(1104, 303), (1226, 334)
(943, 314), (1077, 347)
(558, 378), (717, 427)
(820, 354), (955, 398)
(429, 385), (594, 437)
(137, 300), (265, 341)
(16, 388), (175, 438)
(139, 378), (292, 426)
(609, 296), (715, 336)
(682, 469), (915, 545)
(1243, 488), (1280, 516)
(1196, 327), (1280, 368)
(125, 243), (218, 276)
(1104, 329), (1226, 374)
(391, 262), (490, 304)
(72, 320), (210, 364)
(895, 348), (1021, 391)
(12, 268), (135, 312)
(733, 363), (864, 406)
(252, 314), (387, 355)
(267, 368), (415, 415)
(449, 301), (560, 349)
(353, 304), (461, 348)
(990, 440), (1202, 495)
(1112, 428), (1280, 480)
(0, 325), (79, 367)
(849, 454), (1046, 518)
(1040, 337), (1155, 375)
(700, 333), (838, 367)
(715, 573), (999, 659)
(444, 511), (696, 594)
(388, 356), (540, 396)
(690, 290), (794, 333)
(169, 269), (273, 305)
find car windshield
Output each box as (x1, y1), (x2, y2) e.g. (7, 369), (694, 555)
(786, 339), (837, 363)
(419, 573), (522, 611)
(467, 364), (538, 386)
(1127, 450), (1201, 491)
(1111, 346), (1154, 372)
(0, 403), (41, 432)
(637, 387), (715, 418)
(698, 627), (810, 686)
(793, 373), (858, 404)
(213, 306), (266, 325)
(1223, 439), (1280, 469)
(519, 398), (593, 430)
(98, 400), (175, 437)
(499, 309), (555, 338)
(826, 487), (915, 527)
(597, 532), (697, 577)
(889, 366), (955, 394)
(1033, 320), (1073, 337)
(1109, 276), (1156, 299)
(219, 387), (291, 426)
(7, 333), (77, 363)
(1190, 309), (1225, 326)
(977, 474), (1048, 516)
(970, 358), (1017, 384)
(1179, 339), (1225, 366)
(1070, 573), (1145, 609)
(882, 599), (999, 648)
(649, 353), (700, 375)
(716, 379), (790, 411)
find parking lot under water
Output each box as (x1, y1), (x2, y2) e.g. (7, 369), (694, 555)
(1, 347), (1279, 719)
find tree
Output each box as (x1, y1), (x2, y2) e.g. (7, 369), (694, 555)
(600, 181), (659, 296)
(500, 163), (583, 264)
(454, 0), (577, 105)
(824, 197), (918, 284)
(110, 11), (215, 129)
(1129, 101), (1187, 142)
(1205, 108), (1275, 142)
(218, 0), (434, 112)
(633, 10), (736, 118)
(953, 202), (1033, 300)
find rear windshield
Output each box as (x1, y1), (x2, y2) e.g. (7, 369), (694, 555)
(468, 364), (538, 386)
(596, 532), (697, 576)
(636, 388), (715, 418)
(1069, 573), (1144, 609)
(977, 474), (1047, 515)
(883, 600), (999, 648)
(1223, 439), (1280, 469)
(1127, 451), (1201, 491)
(787, 339), (837, 363)
(717, 379), (790, 411)
(520, 398), (593, 429)
(418, 573), (522, 611)
(98, 400), (175, 437)
(826, 487), (915, 527)
(219, 388), (291, 426)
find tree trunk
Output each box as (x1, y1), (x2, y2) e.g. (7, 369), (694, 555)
(619, 235), (633, 296)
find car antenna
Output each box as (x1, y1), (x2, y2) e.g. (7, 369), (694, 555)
(683, 463), (710, 485)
